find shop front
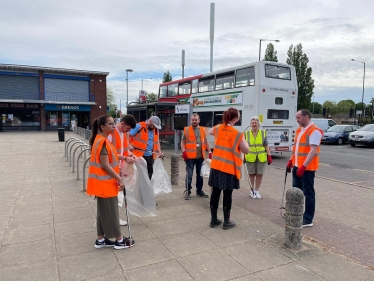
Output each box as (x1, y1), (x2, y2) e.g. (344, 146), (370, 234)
(0, 102), (41, 131)
(44, 104), (90, 131)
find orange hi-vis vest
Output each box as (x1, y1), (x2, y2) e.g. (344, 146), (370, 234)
(183, 126), (207, 159)
(291, 124), (323, 171)
(131, 122), (159, 159)
(87, 134), (120, 198)
(110, 127), (130, 156)
(211, 125), (243, 180)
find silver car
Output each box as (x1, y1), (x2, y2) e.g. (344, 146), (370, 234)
(348, 124), (374, 147)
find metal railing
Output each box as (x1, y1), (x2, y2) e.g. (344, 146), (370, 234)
(63, 127), (92, 191)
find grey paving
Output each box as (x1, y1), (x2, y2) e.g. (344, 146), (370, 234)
(0, 131), (373, 281)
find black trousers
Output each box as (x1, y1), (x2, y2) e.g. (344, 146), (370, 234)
(210, 186), (233, 211)
(143, 155), (154, 180)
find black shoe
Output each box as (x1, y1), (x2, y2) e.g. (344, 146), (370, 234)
(210, 219), (222, 228)
(223, 209), (236, 230)
(114, 237), (135, 250)
(196, 190), (209, 198)
(184, 190), (191, 200)
(94, 238), (115, 249)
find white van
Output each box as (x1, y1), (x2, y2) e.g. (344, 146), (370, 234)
(311, 118), (337, 132)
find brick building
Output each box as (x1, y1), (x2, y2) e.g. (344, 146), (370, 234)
(0, 64), (108, 131)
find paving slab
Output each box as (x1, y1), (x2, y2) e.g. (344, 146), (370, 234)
(147, 217), (194, 238)
(123, 260), (193, 281)
(3, 223), (54, 245)
(56, 231), (97, 257)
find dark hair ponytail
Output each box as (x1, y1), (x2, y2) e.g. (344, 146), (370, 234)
(89, 115), (111, 147)
(222, 107), (239, 125)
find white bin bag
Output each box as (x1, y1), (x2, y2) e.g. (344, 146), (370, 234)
(120, 158), (156, 217)
(151, 158), (172, 196)
(200, 159), (211, 178)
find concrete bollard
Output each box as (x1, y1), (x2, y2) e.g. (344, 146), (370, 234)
(170, 153), (179, 185)
(284, 187), (304, 250)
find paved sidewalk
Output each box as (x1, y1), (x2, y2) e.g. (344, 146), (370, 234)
(0, 131), (373, 281)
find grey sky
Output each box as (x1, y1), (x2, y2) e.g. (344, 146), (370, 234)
(1, 0), (373, 108)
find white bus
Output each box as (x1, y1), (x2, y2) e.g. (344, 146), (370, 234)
(190, 61), (298, 152)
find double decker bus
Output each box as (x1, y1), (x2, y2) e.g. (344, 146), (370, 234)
(186, 61), (298, 152)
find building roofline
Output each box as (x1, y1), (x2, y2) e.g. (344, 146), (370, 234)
(0, 63), (109, 76)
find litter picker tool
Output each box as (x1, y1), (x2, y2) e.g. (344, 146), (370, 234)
(280, 168), (289, 218)
(123, 188), (134, 247)
(244, 160), (254, 196)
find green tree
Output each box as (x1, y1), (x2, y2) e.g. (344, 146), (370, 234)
(323, 100), (338, 116)
(106, 87), (117, 118)
(337, 99), (355, 114)
(370, 97), (374, 104)
(309, 102), (322, 114)
(147, 92), (158, 102)
(355, 102), (366, 111)
(263, 43), (278, 62)
(163, 71), (172, 83)
(286, 44), (314, 110)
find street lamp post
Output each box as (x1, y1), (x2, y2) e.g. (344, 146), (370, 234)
(312, 96), (315, 116)
(126, 69), (133, 108)
(259, 39), (280, 61)
(351, 59), (365, 125)
(141, 78), (152, 91)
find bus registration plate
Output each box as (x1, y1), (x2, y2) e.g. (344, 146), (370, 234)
(273, 121), (283, 124)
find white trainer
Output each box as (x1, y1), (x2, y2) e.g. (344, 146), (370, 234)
(119, 219), (128, 226)
(255, 191), (261, 199)
(250, 190), (255, 198)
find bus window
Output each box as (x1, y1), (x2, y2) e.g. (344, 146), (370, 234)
(215, 71), (234, 90)
(160, 86), (167, 98)
(265, 64), (291, 80)
(191, 79), (198, 94)
(213, 111), (224, 126)
(198, 112), (213, 127)
(213, 110), (242, 126)
(235, 67), (255, 87)
(198, 76), (215, 92)
(275, 97), (283, 105)
(267, 109), (289, 119)
(168, 83), (178, 96)
(178, 82), (191, 95)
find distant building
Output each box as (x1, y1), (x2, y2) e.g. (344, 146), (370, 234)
(0, 64), (108, 131)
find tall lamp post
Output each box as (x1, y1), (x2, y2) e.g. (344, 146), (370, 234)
(259, 39), (280, 61)
(351, 59), (365, 125)
(141, 77), (152, 91)
(126, 69), (133, 108)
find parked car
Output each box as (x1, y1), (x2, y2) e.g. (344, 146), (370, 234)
(348, 124), (374, 146)
(311, 118), (337, 132)
(321, 125), (359, 145)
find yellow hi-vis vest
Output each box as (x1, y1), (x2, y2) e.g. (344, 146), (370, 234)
(244, 129), (267, 163)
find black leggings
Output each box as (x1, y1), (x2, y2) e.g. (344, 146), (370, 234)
(210, 186), (233, 211)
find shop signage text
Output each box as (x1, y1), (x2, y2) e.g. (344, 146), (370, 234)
(0, 103), (39, 109)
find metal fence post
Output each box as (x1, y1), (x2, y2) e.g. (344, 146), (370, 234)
(76, 149), (91, 179)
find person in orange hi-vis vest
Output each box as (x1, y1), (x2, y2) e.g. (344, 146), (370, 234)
(181, 113), (212, 200)
(286, 109), (323, 228)
(108, 114), (137, 227)
(130, 116), (164, 180)
(208, 108), (250, 230)
(87, 115), (135, 250)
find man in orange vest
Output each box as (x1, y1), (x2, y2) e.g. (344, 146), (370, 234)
(286, 109), (323, 228)
(108, 114), (137, 226)
(181, 113), (212, 200)
(130, 116), (164, 180)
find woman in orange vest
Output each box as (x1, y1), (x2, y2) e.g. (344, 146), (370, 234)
(87, 115), (135, 250)
(208, 108), (250, 229)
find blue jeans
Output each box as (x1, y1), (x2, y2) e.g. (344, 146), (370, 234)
(292, 166), (315, 224)
(185, 158), (204, 192)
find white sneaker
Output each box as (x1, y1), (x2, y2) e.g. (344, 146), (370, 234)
(255, 191), (261, 199)
(250, 190), (255, 198)
(119, 219), (128, 226)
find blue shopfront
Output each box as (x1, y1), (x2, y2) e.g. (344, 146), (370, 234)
(44, 104), (90, 131)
